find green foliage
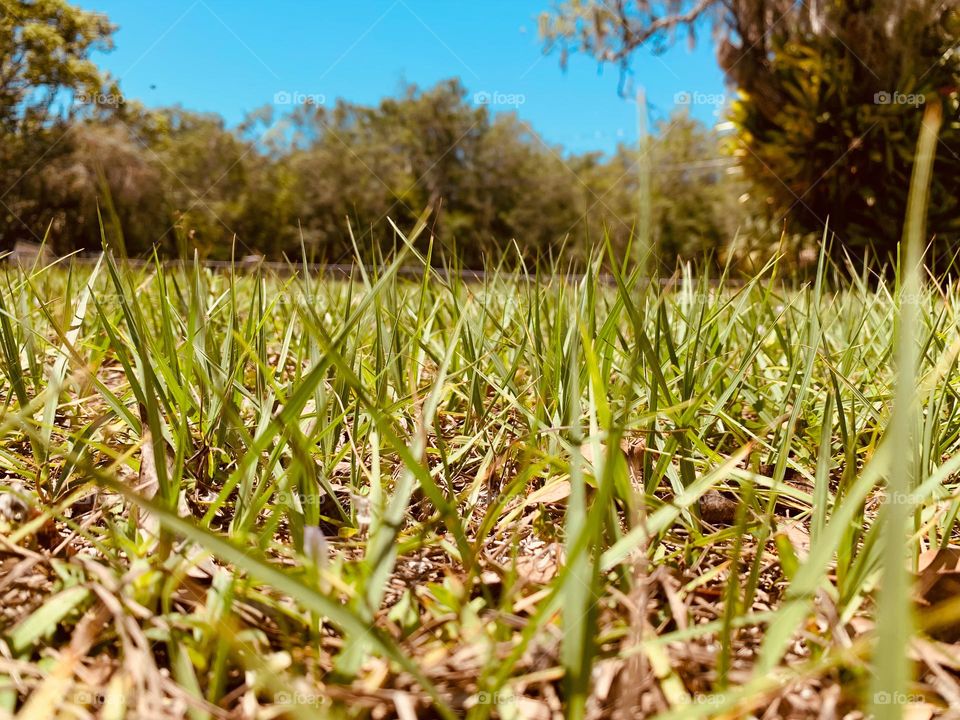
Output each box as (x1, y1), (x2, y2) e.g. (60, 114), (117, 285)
(268, 78), (591, 263)
(2, 66), (744, 266)
(0, 0), (117, 250)
(0, 0), (750, 266)
(0, 0), (115, 130)
(543, 0), (960, 266)
(728, 6), (960, 264)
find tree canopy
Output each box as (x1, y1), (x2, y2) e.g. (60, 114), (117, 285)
(2, 0), (871, 270)
(543, 0), (960, 264)
(0, 14), (744, 267)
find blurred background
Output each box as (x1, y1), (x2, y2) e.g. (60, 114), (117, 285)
(1, 0), (958, 273)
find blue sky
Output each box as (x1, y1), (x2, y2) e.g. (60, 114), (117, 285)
(74, 1), (726, 154)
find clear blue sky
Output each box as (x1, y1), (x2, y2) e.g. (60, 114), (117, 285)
(74, 1), (726, 154)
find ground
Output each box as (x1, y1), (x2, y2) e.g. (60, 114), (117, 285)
(0, 256), (959, 719)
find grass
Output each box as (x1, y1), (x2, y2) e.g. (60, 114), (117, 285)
(0, 113), (956, 717)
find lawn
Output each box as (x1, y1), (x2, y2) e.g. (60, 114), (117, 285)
(0, 232), (958, 718)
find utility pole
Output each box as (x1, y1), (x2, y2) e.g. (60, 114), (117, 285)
(636, 87), (653, 276)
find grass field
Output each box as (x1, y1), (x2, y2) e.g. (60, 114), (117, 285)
(1, 224), (960, 719)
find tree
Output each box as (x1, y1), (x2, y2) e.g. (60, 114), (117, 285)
(279, 80), (576, 264)
(0, 0), (749, 267)
(37, 118), (166, 255)
(566, 111), (747, 272)
(647, 112), (745, 266)
(0, 0), (117, 249)
(542, 0), (960, 265)
(0, 0), (115, 129)
(142, 107), (260, 258)
(467, 113), (582, 265)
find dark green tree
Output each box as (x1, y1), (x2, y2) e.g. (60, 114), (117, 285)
(0, 0), (117, 249)
(542, 0), (960, 265)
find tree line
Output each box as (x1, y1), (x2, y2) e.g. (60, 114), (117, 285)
(0, 0), (767, 271)
(5, 1), (958, 270)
